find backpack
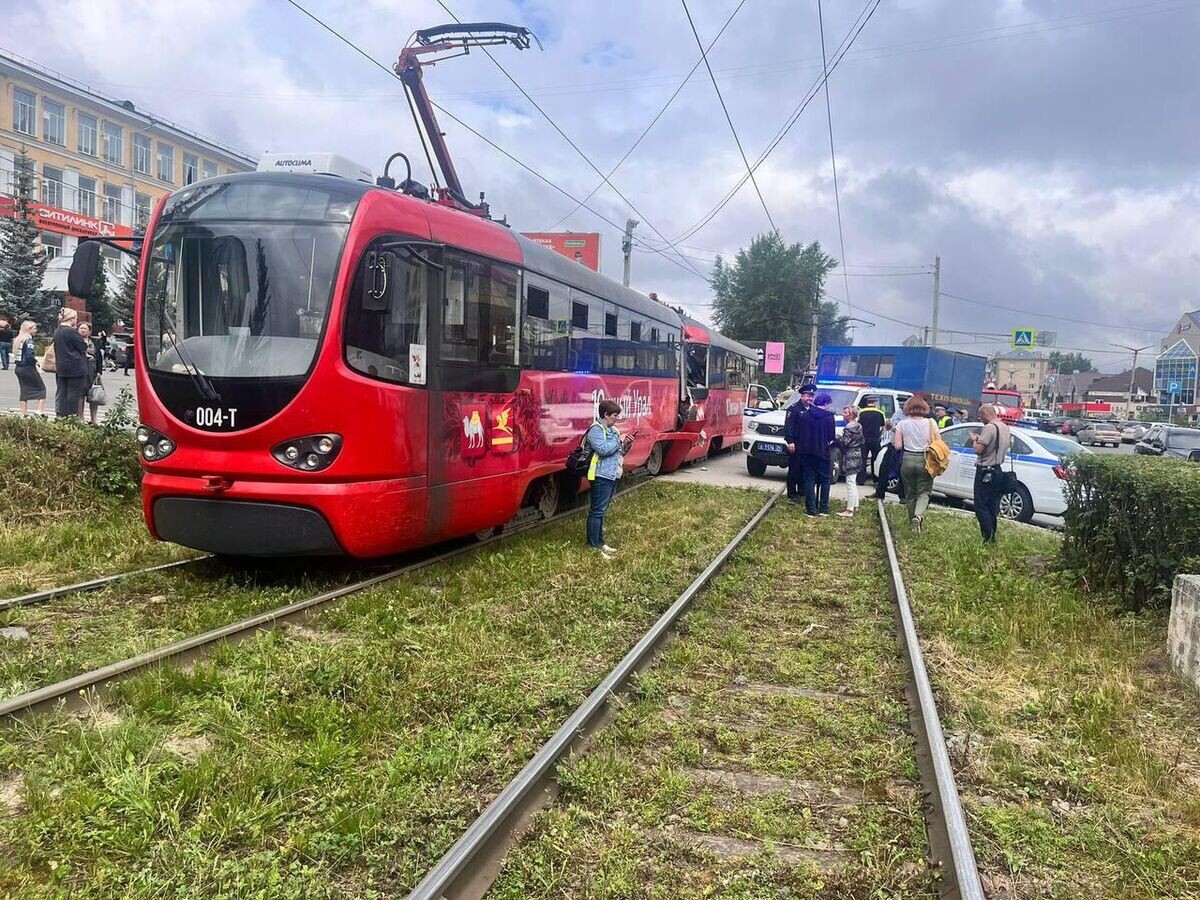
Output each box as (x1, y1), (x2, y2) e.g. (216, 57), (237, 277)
(924, 418), (951, 477)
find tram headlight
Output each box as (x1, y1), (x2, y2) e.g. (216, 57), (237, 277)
(271, 434), (342, 472)
(137, 425), (175, 462)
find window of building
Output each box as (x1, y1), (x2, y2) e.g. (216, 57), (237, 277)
(12, 87), (35, 135)
(77, 176), (97, 217)
(42, 98), (65, 144)
(571, 300), (588, 331)
(344, 242), (430, 385)
(134, 134), (152, 175)
(442, 253), (519, 365)
(526, 285), (549, 320)
(102, 247), (122, 279)
(157, 142), (174, 182)
(183, 153), (199, 185)
(202, 159), (218, 180)
(102, 121), (123, 165)
(104, 184), (123, 223)
(135, 192), (151, 227)
(40, 232), (63, 261)
(1154, 340), (1198, 406)
(41, 165), (63, 208)
(77, 112), (98, 155)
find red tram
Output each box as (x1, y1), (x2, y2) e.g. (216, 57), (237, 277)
(66, 22), (761, 558)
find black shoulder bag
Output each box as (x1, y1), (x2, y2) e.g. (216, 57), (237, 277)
(566, 427), (594, 474)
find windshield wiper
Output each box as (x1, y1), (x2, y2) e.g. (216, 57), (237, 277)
(162, 325), (222, 404)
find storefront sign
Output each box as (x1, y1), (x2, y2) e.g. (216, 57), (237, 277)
(764, 341), (785, 374)
(0, 197), (132, 239)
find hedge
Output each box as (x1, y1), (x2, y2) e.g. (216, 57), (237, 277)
(0, 389), (141, 521)
(1062, 454), (1200, 610)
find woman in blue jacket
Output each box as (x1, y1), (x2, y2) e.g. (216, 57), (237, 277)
(585, 398), (633, 556)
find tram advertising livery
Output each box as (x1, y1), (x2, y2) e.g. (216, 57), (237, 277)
(65, 21), (758, 558)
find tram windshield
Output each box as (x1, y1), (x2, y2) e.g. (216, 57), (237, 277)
(142, 179), (357, 379)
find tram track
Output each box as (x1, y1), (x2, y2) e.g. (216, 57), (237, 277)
(405, 497), (984, 899)
(0, 557), (207, 614)
(0, 478), (652, 722)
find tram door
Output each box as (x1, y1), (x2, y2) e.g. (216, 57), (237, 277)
(426, 249), (524, 536)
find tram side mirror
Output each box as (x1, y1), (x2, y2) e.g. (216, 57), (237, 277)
(68, 240), (103, 299)
(362, 250), (393, 311)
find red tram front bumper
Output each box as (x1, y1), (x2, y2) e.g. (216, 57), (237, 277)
(143, 473), (427, 558)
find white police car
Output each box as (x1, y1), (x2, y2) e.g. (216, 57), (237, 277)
(742, 384), (911, 479)
(932, 423), (1090, 521)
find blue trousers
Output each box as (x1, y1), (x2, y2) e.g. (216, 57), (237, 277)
(586, 476), (617, 547)
(0, 344), (8, 370)
(800, 453), (831, 514)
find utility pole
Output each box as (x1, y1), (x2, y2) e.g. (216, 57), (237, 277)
(621, 218), (638, 287)
(930, 255), (941, 348)
(1111, 342), (1151, 419)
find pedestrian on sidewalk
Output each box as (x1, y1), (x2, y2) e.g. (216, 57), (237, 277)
(77, 321), (106, 425)
(837, 405), (864, 517)
(52, 308), (89, 419)
(585, 398), (634, 557)
(893, 395), (935, 533)
(0, 318), (12, 371)
(12, 320), (46, 415)
(970, 403), (1011, 544)
(783, 383), (815, 503)
(857, 396), (885, 484)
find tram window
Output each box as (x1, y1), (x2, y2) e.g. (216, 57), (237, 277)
(442, 253), (519, 366)
(686, 344), (707, 389)
(708, 348), (728, 390)
(857, 354), (880, 377)
(526, 285), (549, 320)
(344, 243), (429, 385)
(571, 301), (588, 330)
(649, 326), (658, 344)
(837, 355), (857, 377)
(878, 355), (895, 378)
(726, 354), (748, 390)
(630, 321), (641, 342)
(604, 312), (618, 337)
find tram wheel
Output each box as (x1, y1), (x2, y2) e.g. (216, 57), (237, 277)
(535, 477), (560, 519)
(474, 526), (498, 541)
(646, 442), (665, 476)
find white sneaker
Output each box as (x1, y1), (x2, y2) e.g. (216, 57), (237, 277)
(602, 545), (618, 554)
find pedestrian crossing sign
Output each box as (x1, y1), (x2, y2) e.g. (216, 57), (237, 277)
(1011, 329), (1035, 348)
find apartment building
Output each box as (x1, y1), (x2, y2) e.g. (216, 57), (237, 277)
(0, 49), (255, 281)
(985, 349), (1050, 407)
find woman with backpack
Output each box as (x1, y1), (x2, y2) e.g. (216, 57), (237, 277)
(584, 399), (633, 557)
(11, 320), (46, 416)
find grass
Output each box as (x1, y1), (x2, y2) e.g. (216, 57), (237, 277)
(0, 482), (766, 898)
(887, 505), (1200, 898)
(491, 502), (932, 899)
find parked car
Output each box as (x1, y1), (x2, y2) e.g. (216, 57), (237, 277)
(930, 424), (1091, 522)
(1061, 418), (1086, 435)
(1040, 416), (1067, 433)
(1076, 422), (1123, 447)
(1120, 421), (1148, 443)
(1134, 425), (1200, 460)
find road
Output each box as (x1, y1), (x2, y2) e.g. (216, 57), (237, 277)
(0, 367), (140, 419)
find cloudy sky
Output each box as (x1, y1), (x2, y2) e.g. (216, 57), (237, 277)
(10, 0), (1197, 371)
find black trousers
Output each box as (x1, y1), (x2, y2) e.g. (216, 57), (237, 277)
(787, 452), (803, 500)
(873, 445), (905, 500)
(973, 467), (1003, 542)
(54, 374), (86, 418)
(858, 440), (881, 484)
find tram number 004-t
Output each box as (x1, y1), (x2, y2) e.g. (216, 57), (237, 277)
(188, 407), (240, 429)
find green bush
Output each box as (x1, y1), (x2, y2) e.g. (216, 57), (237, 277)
(1062, 454), (1200, 610)
(0, 391), (141, 521)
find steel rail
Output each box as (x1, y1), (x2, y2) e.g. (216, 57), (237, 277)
(0, 479), (652, 720)
(877, 501), (984, 900)
(407, 487), (782, 900)
(0, 558), (207, 614)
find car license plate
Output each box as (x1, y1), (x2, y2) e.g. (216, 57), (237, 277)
(758, 443), (781, 453)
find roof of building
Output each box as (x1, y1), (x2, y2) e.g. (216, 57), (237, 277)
(989, 349), (1047, 361)
(0, 48), (255, 165)
(1087, 367), (1155, 394)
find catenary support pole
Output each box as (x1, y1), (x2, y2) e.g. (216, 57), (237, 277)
(930, 255), (941, 348)
(622, 218), (638, 286)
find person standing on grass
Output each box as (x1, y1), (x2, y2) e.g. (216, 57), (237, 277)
(837, 405), (864, 517)
(0, 318), (12, 371)
(585, 398), (634, 557)
(12, 320), (46, 415)
(52, 308), (89, 419)
(893, 394), (935, 533)
(783, 383), (815, 504)
(970, 403), (1011, 544)
(857, 396), (885, 485)
(787, 388), (835, 517)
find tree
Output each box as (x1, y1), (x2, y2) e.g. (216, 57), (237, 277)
(113, 256), (137, 329)
(710, 233), (849, 385)
(0, 147), (49, 325)
(1049, 351), (1096, 374)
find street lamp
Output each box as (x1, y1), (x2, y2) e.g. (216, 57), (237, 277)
(1111, 342), (1151, 419)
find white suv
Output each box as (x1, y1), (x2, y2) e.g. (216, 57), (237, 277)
(742, 385), (911, 480)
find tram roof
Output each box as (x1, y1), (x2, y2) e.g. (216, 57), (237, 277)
(681, 316), (758, 359)
(513, 232), (683, 327)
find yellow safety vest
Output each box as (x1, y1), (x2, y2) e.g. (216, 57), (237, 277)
(587, 424), (613, 480)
